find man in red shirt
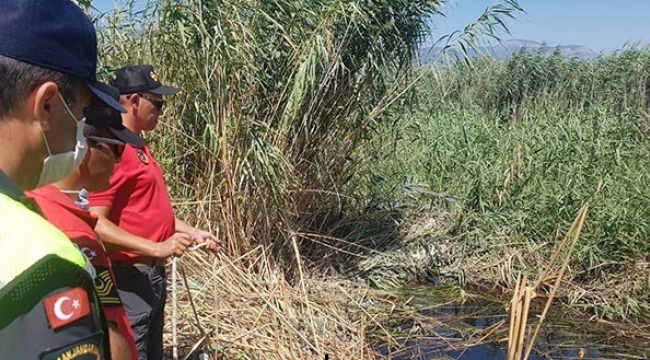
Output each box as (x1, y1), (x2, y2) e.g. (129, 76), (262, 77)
(27, 85), (145, 360)
(89, 65), (219, 360)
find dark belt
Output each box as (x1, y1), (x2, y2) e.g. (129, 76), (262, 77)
(113, 256), (166, 267)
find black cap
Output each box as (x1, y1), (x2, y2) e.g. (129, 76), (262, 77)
(84, 84), (146, 148)
(0, 0), (125, 113)
(110, 64), (180, 95)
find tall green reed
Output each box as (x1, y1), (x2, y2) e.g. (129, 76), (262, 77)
(427, 48), (650, 121)
(91, 0), (458, 268)
(353, 48), (650, 267)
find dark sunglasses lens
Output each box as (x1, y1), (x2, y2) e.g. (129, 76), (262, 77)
(141, 93), (165, 110)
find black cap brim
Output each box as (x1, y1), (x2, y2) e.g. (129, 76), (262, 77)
(149, 84), (180, 95)
(109, 127), (146, 148)
(88, 81), (127, 113)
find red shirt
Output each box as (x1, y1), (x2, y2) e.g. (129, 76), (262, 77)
(26, 185), (138, 360)
(89, 144), (176, 261)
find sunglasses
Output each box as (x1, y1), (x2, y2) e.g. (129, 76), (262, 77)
(86, 136), (126, 158)
(127, 93), (165, 111)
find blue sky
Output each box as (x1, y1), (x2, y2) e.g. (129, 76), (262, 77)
(92, 0), (650, 53)
(435, 0), (650, 52)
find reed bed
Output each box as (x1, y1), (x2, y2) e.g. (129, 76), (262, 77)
(87, 0), (650, 357)
(353, 52), (650, 319)
(351, 201), (650, 324)
(164, 247), (387, 359)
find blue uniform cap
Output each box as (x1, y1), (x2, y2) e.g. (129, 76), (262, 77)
(0, 0), (125, 113)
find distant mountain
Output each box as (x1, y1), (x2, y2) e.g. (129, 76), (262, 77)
(418, 39), (600, 66)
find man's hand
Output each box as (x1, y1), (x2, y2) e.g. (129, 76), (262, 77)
(155, 232), (193, 258)
(189, 228), (220, 254)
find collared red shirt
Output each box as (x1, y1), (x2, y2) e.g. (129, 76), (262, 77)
(89, 144), (176, 261)
(26, 185), (138, 360)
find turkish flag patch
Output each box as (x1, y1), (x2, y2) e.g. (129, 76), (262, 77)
(43, 287), (91, 330)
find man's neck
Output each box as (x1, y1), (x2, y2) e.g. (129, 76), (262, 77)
(52, 177), (83, 201)
(0, 119), (44, 190)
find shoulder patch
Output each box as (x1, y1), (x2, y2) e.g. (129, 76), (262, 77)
(43, 287), (91, 330)
(135, 148), (149, 164)
(93, 268), (121, 307)
(80, 247), (98, 261)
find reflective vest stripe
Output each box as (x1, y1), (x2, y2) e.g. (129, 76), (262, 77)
(0, 193), (87, 287)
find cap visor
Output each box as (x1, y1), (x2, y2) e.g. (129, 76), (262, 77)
(109, 127), (147, 148)
(88, 82), (127, 113)
(149, 85), (180, 95)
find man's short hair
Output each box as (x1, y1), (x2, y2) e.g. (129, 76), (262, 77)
(0, 55), (80, 118)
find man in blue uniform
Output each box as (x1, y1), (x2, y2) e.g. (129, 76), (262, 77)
(0, 1), (126, 358)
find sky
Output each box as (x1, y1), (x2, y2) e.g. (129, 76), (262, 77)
(92, 0), (650, 53)
(434, 0), (650, 53)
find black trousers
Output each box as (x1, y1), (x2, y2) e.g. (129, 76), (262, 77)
(113, 266), (166, 360)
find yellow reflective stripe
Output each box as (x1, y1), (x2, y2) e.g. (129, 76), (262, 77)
(0, 194), (86, 284)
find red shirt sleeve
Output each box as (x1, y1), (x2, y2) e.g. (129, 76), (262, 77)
(103, 305), (138, 360)
(66, 230), (109, 267)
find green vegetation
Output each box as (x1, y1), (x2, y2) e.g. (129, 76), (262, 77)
(83, 0), (526, 358)
(77, 0), (650, 355)
(351, 49), (650, 320)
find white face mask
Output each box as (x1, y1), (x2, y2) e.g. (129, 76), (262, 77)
(36, 93), (88, 187)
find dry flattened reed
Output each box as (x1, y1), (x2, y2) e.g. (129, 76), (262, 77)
(347, 197), (650, 327)
(164, 246), (394, 360)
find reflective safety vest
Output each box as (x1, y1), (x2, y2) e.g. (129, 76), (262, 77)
(0, 185), (111, 359)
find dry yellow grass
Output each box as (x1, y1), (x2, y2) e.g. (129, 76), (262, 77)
(163, 246), (396, 360)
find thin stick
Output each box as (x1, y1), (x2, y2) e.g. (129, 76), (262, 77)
(474, 319), (506, 345)
(180, 264), (210, 343)
(534, 206), (581, 289)
(517, 285), (533, 358)
(172, 256), (179, 360)
(506, 273), (522, 360)
(523, 204), (588, 360)
(291, 233), (320, 352)
(181, 334), (209, 360)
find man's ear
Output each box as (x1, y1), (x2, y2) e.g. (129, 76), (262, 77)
(128, 93), (140, 109)
(31, 82), (60, 132)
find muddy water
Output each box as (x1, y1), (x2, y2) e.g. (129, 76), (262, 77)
(376, 286), (650, 360)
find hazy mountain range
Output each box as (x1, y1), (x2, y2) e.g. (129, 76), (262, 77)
(418, 39), (601, 66)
